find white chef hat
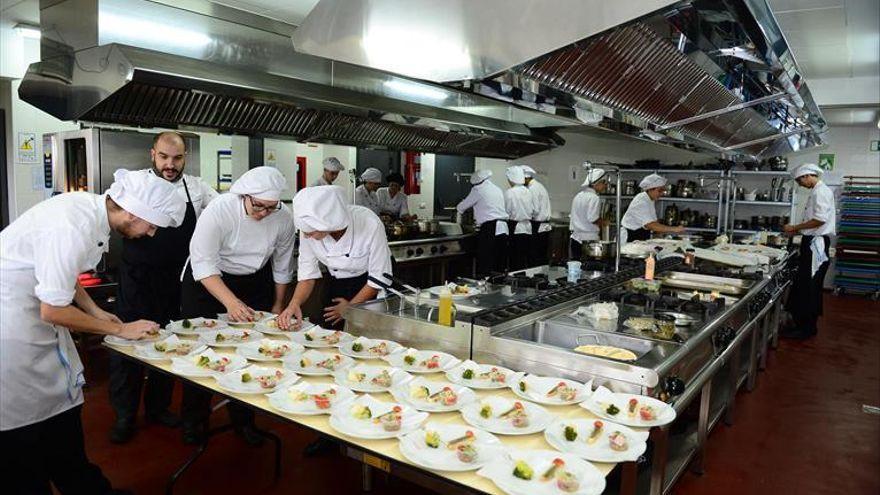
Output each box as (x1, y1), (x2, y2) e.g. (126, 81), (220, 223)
(470, 169), (492, 185)
(292, 185), (351, 232)
(582, 160), (594, 170)
(582, 168), (607, 187)
(107, 169), (185, 228)
(506, 165), (526, 185)
(639, 173), (667, 190)
(360, 167), (382, 183)
(322, 157), (344, 172)
(792, 163), (822, 179)
(520, 165), (536, 178)
(230, 166), (286, 201)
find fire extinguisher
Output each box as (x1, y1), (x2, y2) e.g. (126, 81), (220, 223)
(404, 151), (421, 194)
(295, 156), (307, 191)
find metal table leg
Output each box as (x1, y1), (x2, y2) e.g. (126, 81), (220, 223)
(649, 426), (669, 495)
(362, 464), (373, 492)
(758, 313), (770, 371)
(746, 325), (759, 392)
(691, 381), (712, 475)
(724, 345), (740, 426)
(166, 423), (234, 495)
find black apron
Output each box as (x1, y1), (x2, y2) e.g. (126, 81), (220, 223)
(786, 234), (831, 335)
(476, 219), (507, 276)
(117, 178), (196, 323)
(315, 272), (371, 330)
(626, 227), (651, 242)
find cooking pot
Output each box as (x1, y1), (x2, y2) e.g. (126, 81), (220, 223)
(767, 156), (788, 171)
(623, 180), (637, 196)
(418, 219), (440, 235)
(585, 241), (610, 260)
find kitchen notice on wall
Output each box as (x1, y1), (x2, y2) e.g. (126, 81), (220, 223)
(17, 132), (38, 163)
(818, 153), (835, 171)
(870, 140), (879, 152)
(266, 149), (277, 167)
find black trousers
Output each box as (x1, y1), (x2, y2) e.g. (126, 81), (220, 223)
(179, 265), (274, 430)
(476, 220), (507, 276)
(108, 355), (174, 423)
(508, 233), (531, 271)
(529, 221), (550, 267)
(786, 235), (831, 335)
(570, 239), (584, 261)
(0, 406), (115, 495)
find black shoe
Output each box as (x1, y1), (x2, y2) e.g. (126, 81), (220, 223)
(146, 410), (181, 428)
(303, 436), (337, 457)
(182, 422), (206, 445)
(236, 424), (265, 447)
(109, 419), (135, 444)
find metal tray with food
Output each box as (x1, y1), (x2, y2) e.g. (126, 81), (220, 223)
(658, 271), (754, 295)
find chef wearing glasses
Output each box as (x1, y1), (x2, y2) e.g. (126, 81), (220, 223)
(179, 166), (296, 446)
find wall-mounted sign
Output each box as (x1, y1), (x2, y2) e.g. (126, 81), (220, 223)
(818, 153), (835, 171)
(266, 149), (277, 167)
(870, 140), (879, 152)
(17, 132), (37, 163)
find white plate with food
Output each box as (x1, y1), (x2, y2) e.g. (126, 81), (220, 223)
(236, 338), (303, 362)
(384, 348), (461, 374)
(167, 317), (228, 335)
(217, 311), (275, 326)
(170, 349), (247, 378)
(104, 328), (168, 347)
(290, 327), (354, 348)
(133, 335), (206, 362)
(428, 283), (480, 299)
(579, 386), (676, 427)
(338, 336), (403, 360)
(333, 364), (413, 393)
(282, 349), (354, 376)
(215, 366), (298, 395)
(266, 381), (355, 416)
(509, 373), (588, 406)
(476, 449), (606, 495)
(328, 394), (428, 440)
(253, 319), (315, 337)
(445, 361), (514, 390)
(461, 396), (555, 436)
(390, 377), (477, 413)
(544, 418), (649, 463)
(198, 328), (264, 348)
(398, 422), (505, 472)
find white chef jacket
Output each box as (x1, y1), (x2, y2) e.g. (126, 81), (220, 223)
(376, 187), (409, 217)
(1, 192), (110, 430)
(801, 180), (836, 236)
(311, 176), (332, 187)
(528, 179), (552, 233)
(297, 205), (393, 290)
(505, 185), (535, 235)
(570, 187), (602, 243)
(621, 191), (658, 231)
(456, 181), (509, 235)
(148, 170), (218, 216)
(188, 193), (296, 284)
(354, 185), (381, 214)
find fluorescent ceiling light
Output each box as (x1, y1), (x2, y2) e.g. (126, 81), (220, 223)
(14, 24), (41, 39)
(383, 80), (448, 102)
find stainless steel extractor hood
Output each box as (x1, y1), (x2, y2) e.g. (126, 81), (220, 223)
(19, 0), (575, 159)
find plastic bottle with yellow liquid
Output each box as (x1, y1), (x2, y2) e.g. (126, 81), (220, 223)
(438, 288), (454, 326)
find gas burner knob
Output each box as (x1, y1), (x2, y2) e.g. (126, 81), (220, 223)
(430, 246), (438, 254)
(439, 245), (448, 253)
(415, 248), (424, 255)
(661, 375), (685, 399)
(406, 249), (415, 257)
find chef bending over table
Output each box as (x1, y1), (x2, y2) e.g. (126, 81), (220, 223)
(620, 173), (685, 243)
(277, 185), (393, 331)
(180, 166), (296, 446)
(1, 169), (184, 494)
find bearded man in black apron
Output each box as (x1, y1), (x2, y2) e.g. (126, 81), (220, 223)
(109, 132), (218, 444)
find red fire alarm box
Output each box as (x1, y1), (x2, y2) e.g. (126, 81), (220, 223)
(404, 151), (421, 194)
(295, 156), (307, 190)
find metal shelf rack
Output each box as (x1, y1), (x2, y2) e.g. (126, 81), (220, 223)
(833, 176), (880, 299)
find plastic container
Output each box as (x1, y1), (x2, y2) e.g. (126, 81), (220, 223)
(438, 289), (454, 326)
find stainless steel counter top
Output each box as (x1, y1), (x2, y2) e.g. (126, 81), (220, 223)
(387, 233), (474, 247)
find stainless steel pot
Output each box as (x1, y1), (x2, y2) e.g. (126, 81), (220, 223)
(585, 241), (613, 259)
(418, 219), (440, 235)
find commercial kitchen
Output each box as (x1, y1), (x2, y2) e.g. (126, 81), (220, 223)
(1, 1), (878, 494)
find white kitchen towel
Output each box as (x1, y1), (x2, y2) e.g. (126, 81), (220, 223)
(810, 236), (828, 278)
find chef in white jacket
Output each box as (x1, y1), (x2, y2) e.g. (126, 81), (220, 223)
(377, 172), (412, 220)
(180, 166), (296, 446)
(456, 169), (509, 276)
(505, 165), (535, 270)
(354, 167), (383, 214)
(569, 167), (608, 260)
(311, 156), (345, 186)
(0, 169), (184, 494)
(277, 185), (393, 331)
(620, 173), (684, 244)
(522, 165), (552, 266)
(783, 164), (836, 339)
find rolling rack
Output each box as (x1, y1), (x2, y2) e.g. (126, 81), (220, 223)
(833, 176), (880, 299)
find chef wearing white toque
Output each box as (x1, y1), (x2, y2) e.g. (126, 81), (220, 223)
(354, 167), (383, 214)
(311, 156), (345, 187)
(0, 169), (184, 493)
(569, 166), (608, 260)
(521, 165), (552, 266)
(505, 165), (536, 270)
(277, 185), (393, 331)
(456, 169), (510, 276)
(620, 173), (684, 244)
(180, 166), (296, 445)
(782, 163), (836, 339)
